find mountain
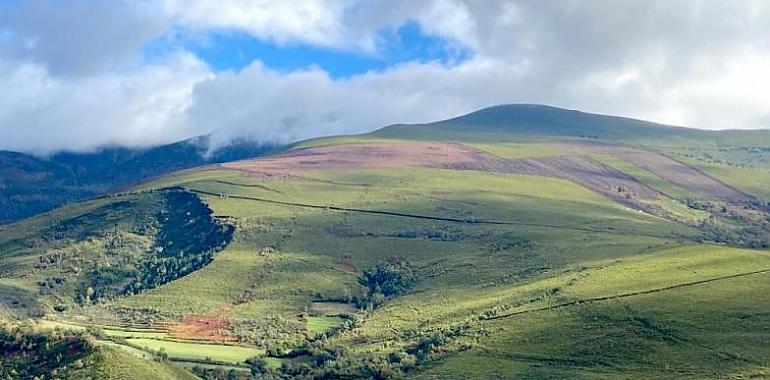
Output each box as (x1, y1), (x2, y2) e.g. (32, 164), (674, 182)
(374, 103), (770, 147)
(0, 136), (277, 224)
(2, 104), (770, 379)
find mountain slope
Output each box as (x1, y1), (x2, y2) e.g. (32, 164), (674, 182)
(2, 104), (770, 379)
(0, 322), (198, 380)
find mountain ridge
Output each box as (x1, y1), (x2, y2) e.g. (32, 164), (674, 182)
(7, 103), (770, 225)
(372, 103), (770, 147)
(0, 136), (277, 224)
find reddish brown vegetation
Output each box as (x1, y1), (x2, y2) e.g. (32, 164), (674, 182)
(497, 155), (665, 212)
(170, 306), (235, 343)
(620, 150), (751, 201)
(222, 143), (510, 175)
(336, 256), (357, 272)
(222, 141), (754, 221)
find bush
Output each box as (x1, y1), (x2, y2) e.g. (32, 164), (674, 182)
(359, 258), (417, 298)
(246, 356), (270, 375)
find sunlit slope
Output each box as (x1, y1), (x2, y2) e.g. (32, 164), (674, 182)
(113, 159), (768, 377)
(119, 166), (691, 317)
(77, 347), (201, 380)
(0, 187), (233, 318)
(414, 245), (770, 379)
(294, 104), (770, 208)
(2, 109), (770, 378)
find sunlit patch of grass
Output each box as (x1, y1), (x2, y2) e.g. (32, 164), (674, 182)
(126, 338), (264, 364)
(307, 316), (345, 334)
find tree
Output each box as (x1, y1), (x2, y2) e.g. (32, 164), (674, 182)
(247, 356), (270, 375)
(359, 258), (417, 298)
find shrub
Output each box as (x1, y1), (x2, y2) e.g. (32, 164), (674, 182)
(359, 258), (417, 298)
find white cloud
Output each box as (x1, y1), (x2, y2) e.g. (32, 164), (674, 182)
(0, 0), (169, 76)
(646, 49), (770, 129)
(0, 53), (209, 154)
(414, 0), (478, 49)
(161, 0), (358, 47)
(189, 57), (542, 151)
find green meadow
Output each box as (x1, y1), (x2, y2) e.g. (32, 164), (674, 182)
(127, 339), (265, 364)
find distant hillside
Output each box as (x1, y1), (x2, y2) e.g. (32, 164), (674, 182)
(0, 136), (276, 224)
(373, 104), (770, 148)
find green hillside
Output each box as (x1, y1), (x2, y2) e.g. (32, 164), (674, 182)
(0, 321), (198, 380)
(2, 105), (770, 379)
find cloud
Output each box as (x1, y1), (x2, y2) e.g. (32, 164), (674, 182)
(161, 0), (365, 48)
(0, 0), (169, 76)
(187, 60), (501, 150)
(2, 0), (770, 154)
(0, 53), (209, 154)
(189, 56), (571, 151)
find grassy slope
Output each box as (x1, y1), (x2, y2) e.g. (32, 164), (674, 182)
(145, 146), (769, 377)
(2, 105), (770, 378)
(417, 246), (770, 379)
(126, 338), (264, 363)
(7, 157), (767, 377)
(113, 164), (766, 378)
(76, 346), (200, 380)
(683, 160), (770, 201)
(120, 167), (687, 315)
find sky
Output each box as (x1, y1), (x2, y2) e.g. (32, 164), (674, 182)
(2, 0), (770, 154)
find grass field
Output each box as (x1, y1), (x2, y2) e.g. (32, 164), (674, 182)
(307, 316), (345, 334)
(35, 318), (273, 370)
(595, 154), (697, 199)
(686, 160), (770, 200)
(126, 338), (265, 364)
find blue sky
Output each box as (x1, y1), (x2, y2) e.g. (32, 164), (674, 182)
(144, 21), (473, 78)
